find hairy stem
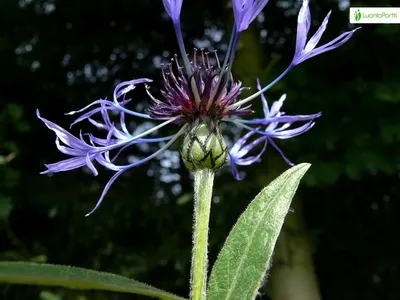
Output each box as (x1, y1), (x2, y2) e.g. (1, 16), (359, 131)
(190, 169), (215, 300)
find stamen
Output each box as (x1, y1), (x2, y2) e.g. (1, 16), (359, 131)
(193, 48), (198, 68)
(173, 54), (185, 78)
(160, 64), (168, 83)
(191, 77), (202, 106)
(169, 61), (180, 86)
(145, 84), (162, 104)
(174, 54), (181, 68)
(213, 50), (221, 68)
(201, 48), (205, 66)
(190, 48), (202, 106)
(205, 52), (211, 69)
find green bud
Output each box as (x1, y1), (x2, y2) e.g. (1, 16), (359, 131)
(181, 123), (227, 171)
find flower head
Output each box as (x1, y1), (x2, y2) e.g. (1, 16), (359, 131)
(182, 122), (227, 171)
(147, 50), (251, 122)
(38, 0), (357, 214)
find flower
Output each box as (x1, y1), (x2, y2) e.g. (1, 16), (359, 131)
(38, 0), (357, 215)
(292, 0), (360, 65)
(146, 50), (251, 122)
(232, 0), (270, 33)
(229, 80), (321, 180)
(162, 0), (183, 24)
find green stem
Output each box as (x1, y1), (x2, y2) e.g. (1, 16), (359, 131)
(190, 169), (215, 300)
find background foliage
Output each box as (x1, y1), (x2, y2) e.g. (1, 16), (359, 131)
(1, 0), (399, 299)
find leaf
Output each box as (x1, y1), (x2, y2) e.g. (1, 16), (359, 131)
(207, 163), (311, 300)
(0, 262), (187, 300)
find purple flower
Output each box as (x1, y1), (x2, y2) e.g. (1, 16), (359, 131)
(229, 129), (267, 180)
(38, 0), (356, 215)
(162, 0), (183, 24)
(232, 0), (269, 33)
(292, 0), (360, 65)
(229, 80), (321, 179)
(37, 110), (117, 176)
(38, 84), (184, 216)
(146, 49), (251, 122)
(228, 0), (359, 108)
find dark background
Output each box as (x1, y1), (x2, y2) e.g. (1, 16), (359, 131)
(1, 0), (399, 299)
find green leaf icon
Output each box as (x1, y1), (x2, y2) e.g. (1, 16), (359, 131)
(355, 9), (361, 21)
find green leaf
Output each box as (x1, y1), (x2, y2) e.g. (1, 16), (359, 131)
(207, 163), (311, 300)
(0, 262), (187, 300)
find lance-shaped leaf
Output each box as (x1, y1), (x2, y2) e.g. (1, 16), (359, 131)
(207, 163), (311, 300)
(0, 262), (187, 300)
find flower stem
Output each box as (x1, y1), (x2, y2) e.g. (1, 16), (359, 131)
(173, 21), (192, 77)
(190, 169), (215, 300)
(227, 65), (292, 110)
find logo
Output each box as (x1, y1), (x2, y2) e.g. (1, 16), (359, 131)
(354, 9), (362, 21)
(350, 7), (400, 24)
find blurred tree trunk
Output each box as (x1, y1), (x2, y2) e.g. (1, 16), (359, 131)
(269, 198), (321, 300)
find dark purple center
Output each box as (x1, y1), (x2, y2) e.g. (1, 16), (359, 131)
(147, 49), (252, 124)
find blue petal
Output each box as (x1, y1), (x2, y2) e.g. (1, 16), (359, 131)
(267, 137), (294, 166)
(230, 128), (259, 156)
(300, 28), (359, 63)
(233, 0), (270, 32)
(162, 0), (183, 23)
(85, 168), (127, 216)
(229, 154), (244, 180)
(84, 127), (186, 216)
(37, 109), (92, 151)
(237, 112), (322, 125)
(267, 121), (315, 139)
(295, 0), (311, 57)
(293, 0), (358, 65)
(232, 139), (267, 166)
(40, 157), (88, 174)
